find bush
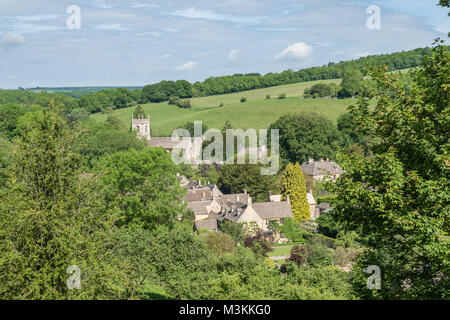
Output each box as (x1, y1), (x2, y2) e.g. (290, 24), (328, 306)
(244, 230), (272, 257)
(176, 99), (192, 108)
(266, 95), (271, 99)
(168, 96), (180, 105)
(199, 231), (236, 255)
(240, 97), (247, 103)
(288, 245), (312, 266)
(278, 93), (287, 99)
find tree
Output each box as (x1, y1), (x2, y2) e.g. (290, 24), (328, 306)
(98, 148), (188, 230)
(328, 41), (450, 299)
(307, 83), (333, 98)
(338, 69), (364, 98)
(337, 112), (367, 147)
(269, 112), (341, 166)
(282, 163), (310, 221)
(133, 105), (147, 119)
(244, 230), (272, 257)
(217, 163), (278, 202)
(199, 231), (236, 255)
(219, 220), (245, 244)
(0, 109), (129, 299)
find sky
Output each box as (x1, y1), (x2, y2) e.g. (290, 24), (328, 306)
(0, 0), (448, 89)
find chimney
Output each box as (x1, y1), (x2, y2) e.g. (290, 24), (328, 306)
(198, 179), (201, 186)
(207, 181), (210, 185)
(244, 189), (247, 195)
(247, 195), (252, 207)
(236, 195), (240, 202)
(308, 158), (313, 164)
(326, 158), (329, 162)
(286, 195), (290, 205)
(309, 189), (313, 195)
(176, 173), (180, 177)
(320, 158), (323, 162)
(268, 191), (272, 201)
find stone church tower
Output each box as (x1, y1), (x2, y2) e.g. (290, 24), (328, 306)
(131, 116), (151, 141)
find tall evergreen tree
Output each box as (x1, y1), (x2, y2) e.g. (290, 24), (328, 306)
(282, 163), (311, 222)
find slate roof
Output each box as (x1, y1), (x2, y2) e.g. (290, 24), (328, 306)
(218, 193), (249, 206)
(148, 137), (181, 149)
(301, 160), (343, 177)
(184, 188), (213, 202)
(194, 219), (218, 231)
(187, 201), (211, 216)
(252, 201), (294, 219)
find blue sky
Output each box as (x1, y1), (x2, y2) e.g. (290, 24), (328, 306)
(0, 0), (448, 89)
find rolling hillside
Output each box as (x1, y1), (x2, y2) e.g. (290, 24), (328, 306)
(91, 78), (355, 137)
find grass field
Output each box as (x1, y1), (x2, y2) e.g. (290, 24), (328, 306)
(91, 78), (356, 137)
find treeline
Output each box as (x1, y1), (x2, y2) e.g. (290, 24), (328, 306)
(143, 47), (431, 100)
(0, 47), (437, 114)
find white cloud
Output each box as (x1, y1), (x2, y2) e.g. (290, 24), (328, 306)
(93, 24), (130, 31)
(162, 54), (173, 59)
(174, 61), (198, 71)
(92, 0), (112, 9)
(131, 2), (158, 9)
(228, 49), (241, 61)
(171, 7), (266, 26)
(12, 14), (60, 22)
(275, 42), (313, 60)
(1, 33), (25, 48)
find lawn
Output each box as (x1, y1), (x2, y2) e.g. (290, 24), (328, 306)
(90, 78), (358, 137)
(268, 246), (294, 258)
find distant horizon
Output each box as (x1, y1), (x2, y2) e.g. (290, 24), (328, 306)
(7, 45), (432, 91)
(1, 0), (448, 89)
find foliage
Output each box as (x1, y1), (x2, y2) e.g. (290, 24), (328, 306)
(199, 231), (236, 255)
(97, 148), (188, 230)
(74, 120), (147, 168)
(240, 97), (247, 103)
(270, 112), (341, 165)
(219, 220), (245, 244)
(244, 230), (273, 257)
(217, 163), (278, 202)
(0, 109), (129, 299)
(289, 245), (312, 266)
(133, 105), (147, 119)
(328, 41), (450, 299)
(282, 163), (311, 221)
(337, 112), (367, 147)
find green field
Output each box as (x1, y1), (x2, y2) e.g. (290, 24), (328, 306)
(91, 79), (356, 137)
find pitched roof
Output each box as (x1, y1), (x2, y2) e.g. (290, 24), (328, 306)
(184, 188), (213, 202)
(252, 201), (293, 219)
(218, 193), (249, 206)
(194, 219), (218, 231)
(187, 201), (211, 216)
(301, 160), (343, 176)
(148, 137), (181, 149)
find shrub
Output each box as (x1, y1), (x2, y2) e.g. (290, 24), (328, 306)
(278, 93), (287, 99)
(176, 99), (191, 109)
(199, 231), (236, 255)
(168, 96), (180, 105)
(265, 95), (271, 99)
(244, 230), (272, 257)
(289, 245), (312, 266)
(240, 97), (247, 103)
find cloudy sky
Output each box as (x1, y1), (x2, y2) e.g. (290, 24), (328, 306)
(0, 0), (448, 89)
